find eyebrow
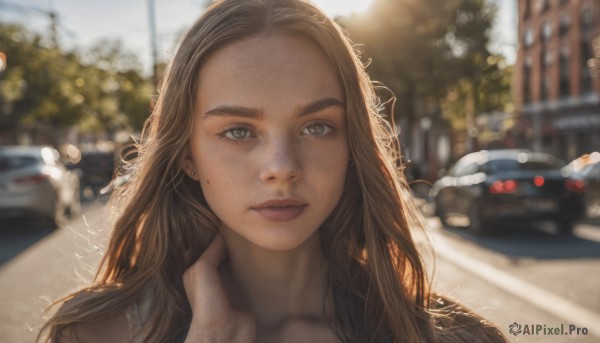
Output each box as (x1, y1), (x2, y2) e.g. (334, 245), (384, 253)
(298, 98), (345, 118)
(203, 97), (345, 120)
(204, 105), (262, 119)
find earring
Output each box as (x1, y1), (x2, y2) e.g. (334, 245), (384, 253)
(190, 171), (196, 177)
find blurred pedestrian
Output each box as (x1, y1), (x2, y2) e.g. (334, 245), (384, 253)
(39, 0), (507, 342)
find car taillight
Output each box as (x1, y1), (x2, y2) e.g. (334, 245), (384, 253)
(14, 174), (48, 185)
(534, 175), (545, 187)
(565, 179), (585, 192)
(489, 179), (517, 194)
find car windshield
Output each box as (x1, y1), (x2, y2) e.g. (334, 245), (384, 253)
(581, 162), (600, 177)
(487, 158), (562, 173)
(0, 155), (39, 172)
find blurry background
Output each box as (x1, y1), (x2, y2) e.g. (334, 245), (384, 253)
(1, 0), (599, 342)
(0, 0), (519, 168)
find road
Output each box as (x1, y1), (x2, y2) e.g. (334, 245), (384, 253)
(0, 200), (599, 342)
(424, 216), (600, 342)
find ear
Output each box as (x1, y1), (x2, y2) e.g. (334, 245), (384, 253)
(181, 150), (199, 181)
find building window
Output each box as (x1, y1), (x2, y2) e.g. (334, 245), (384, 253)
(542, 21), (552, 42)
(559, 48), (570, 98)
(540, 46), (550, 101)
(560, 14), (570, 36)
(581, 7), (593, 29)
(581, 6), (594, 95)
(542, 74), (551, 101)
(523, 28), (534, 48)
(545, 50), (554, 66)
(582, 42), (593, 94)
(540, 0), (550, 13)
(523, 59), (532, 104)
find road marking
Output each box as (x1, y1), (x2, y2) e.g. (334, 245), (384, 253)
(430, 231), (600, 338)
(575, 224), (600, 243)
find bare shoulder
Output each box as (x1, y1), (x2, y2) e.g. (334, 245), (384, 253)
(55, 310), (130, 343)
(50, 290), (133, 343)
(429, 293), (509, 343)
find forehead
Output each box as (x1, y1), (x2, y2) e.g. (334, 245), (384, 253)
(196, 33), (343, 112)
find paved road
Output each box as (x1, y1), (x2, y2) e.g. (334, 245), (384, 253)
(424, 216), (600, 342)
(0, 201), (599, 342)
(0, 201), (108, 343)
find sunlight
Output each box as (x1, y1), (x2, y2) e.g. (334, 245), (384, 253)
(312, 0), (375, 18)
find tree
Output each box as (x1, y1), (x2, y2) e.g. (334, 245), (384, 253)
(76, 39), (152, 135)
(0, 24), (84, 143)
(0, 23), (152, 145)
(340, 0), (512, 154)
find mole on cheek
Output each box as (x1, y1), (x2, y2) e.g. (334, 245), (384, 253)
(206, 180), (210, 184)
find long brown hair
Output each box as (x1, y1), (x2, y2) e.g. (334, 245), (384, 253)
(39, 0), (506, 342)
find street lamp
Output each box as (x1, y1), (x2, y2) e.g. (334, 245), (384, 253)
(420, 117), (431, 179)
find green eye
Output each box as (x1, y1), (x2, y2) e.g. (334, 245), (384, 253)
(302, 122), (331, 136)
(223, 127), (252, 140)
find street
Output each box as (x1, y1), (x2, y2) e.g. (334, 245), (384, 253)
(0, 201), (599, 342)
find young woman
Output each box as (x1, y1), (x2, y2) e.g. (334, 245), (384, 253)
(39, 0), (508, 342)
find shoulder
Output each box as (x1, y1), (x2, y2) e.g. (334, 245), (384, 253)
(55, 311), (130, 343)
(429, 293), (509, 343)
(50, 289), (142, 343)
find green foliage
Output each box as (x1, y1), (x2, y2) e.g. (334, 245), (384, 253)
(340, 0), (512, 129)
(0, 23), (152, 143)
(442, 56), (513, 130)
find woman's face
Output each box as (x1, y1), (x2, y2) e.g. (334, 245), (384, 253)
(185, 33), (349, 251)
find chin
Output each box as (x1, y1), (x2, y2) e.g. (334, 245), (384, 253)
(251, 229), (319, 252)
(225, 220), (321, 253)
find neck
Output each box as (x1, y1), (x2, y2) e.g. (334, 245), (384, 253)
(220, 229), (331, 328)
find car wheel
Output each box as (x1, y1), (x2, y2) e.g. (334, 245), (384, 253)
(435, 199), (450, 227)
(468, 204), (488, 235)
(557, 220), (574, 236)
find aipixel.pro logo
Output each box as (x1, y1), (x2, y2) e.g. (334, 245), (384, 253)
(508, 322), (589, 336)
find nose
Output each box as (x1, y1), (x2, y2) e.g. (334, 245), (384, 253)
(259, 136), (302, 184)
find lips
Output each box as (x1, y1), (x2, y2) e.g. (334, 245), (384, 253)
(251, 199), (308, 221)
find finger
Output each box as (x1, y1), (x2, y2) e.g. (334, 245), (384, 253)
(199, 234), (227, 267)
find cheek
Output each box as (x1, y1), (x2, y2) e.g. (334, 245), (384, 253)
(192, 140), (237, 202)
(310, 136), (348, 168)
(196, 147), (245, 189)
(307, 141), (348, 189)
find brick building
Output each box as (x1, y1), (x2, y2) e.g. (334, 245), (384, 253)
(514, 0), (600, 161)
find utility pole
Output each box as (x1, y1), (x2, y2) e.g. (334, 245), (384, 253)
(147, 0), (160, 89)
(48, 10), (58, 49)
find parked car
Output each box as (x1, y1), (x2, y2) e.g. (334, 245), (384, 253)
(431, 149), (584, 235)
(75, 150), (116, 195)
(0, 146), (80, 226)
(568, 161), (600, 218)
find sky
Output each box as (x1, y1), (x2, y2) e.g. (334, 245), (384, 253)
(0, 0), (517, 76)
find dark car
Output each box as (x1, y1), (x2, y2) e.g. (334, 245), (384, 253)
(569, 161), (600, 218)
(75, 150), (116, 195)
(431, 149), (584, 235)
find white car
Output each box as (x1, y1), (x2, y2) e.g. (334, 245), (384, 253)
(0, 146), (80, 227)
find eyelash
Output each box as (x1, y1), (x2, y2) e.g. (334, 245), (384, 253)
(216, 121), (336, 144)
(216, 125), (254, 142)
(301, 121), (335, 137)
